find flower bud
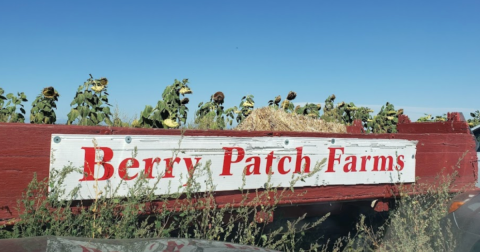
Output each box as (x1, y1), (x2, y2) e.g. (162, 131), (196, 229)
(179, 87), (193, 95)
(99, 78), (108, 86)
(91, 84), (104, 93)
(329, 94), (336, 101)
(42, 87), (59, 99)
(287, 91), (296, 101)
(164, 119), (179, 128)
(274, 95), (281, 104)
(212, 91), (224, 104)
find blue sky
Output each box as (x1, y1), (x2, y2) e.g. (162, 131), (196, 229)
(0, 1), (479, 124)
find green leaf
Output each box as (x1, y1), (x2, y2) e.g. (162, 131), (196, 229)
(90, 112), (98, 124)
(84, 91), (92, 99)
(67, 110), (76, 123)
(102, 106), (111, 115)
(157, 101), (165, 112)
(97, 112), (104, 122)
(141, 105), (153, 118)
(153, 110), (161, 121)
(77, 93), (85, 104)
(36, 113), (44, 123)
(104, 116), (112, 126)
(81, 106), (89, 118)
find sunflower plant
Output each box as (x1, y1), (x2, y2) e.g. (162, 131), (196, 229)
(282, 91), (297, 113)
(295, 103), (321, 118)
(195, 91), (236, 129)
(340, 102), (376, 128)
(30, 87), (60, 124)
(268, 95), (281, 109)
(319, 94), (375, 129)
(67, 74), (112, 126)
(369, 102), (403, 133)
(0, 87), (28, 123)
(134, 79), (192, 129)
(320, 94), (343, 123)
(353, 106), (375, 132)
(236, 94), (254, 123)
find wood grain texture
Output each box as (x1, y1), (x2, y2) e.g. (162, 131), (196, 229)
(0, 118), (477, 221)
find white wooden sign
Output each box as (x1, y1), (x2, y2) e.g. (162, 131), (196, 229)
(49, 134), (417, 200)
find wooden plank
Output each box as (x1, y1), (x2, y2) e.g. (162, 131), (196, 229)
(0, 120), (477, 221)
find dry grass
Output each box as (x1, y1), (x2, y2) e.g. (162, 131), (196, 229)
(234, 107), (347, 133)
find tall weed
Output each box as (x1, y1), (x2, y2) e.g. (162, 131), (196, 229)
(0, 155), (330, 251)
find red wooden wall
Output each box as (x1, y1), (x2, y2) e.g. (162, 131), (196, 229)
(0, 112), (477, 222)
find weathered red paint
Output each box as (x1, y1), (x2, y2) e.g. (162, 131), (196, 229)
(0, 112), (477, 222)
(373, 200), (390, 212)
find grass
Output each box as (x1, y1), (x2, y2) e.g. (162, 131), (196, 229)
(0, 155), (470, 251)
(0, 147), (332, 251)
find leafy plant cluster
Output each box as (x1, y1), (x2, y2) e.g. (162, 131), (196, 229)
(0, 87), (27, 123)
(236, 94), (255, 123)
(317, 95), (404, 133)
(0, 153), (329, 252)
(368, 102), (403, 133)
(2, 77), (479, 133)
(67, 74), (112, 126)
(415, 111), (480, 129)
(468, 110), (480, 128)
(266, 91), (403, 133)
(194, 91), (237, 130)
(134, 79), (192, 129)
(30, 87), (60, 124)
(416, 113), (447, 122)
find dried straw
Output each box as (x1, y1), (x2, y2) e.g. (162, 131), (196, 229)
(234, 107), (347, 133)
